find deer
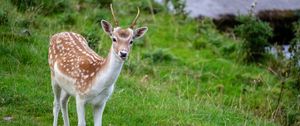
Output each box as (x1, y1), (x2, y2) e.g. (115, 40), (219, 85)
(48, 4), (148, 126)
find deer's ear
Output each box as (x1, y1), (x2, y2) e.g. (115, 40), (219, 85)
(133, 27), (148, 39)
(101, 20), (113, 36)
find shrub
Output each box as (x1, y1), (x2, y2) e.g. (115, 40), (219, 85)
(288, 21), (300, 90)
(290, 21), (300, 66)
(234, 16), (273, 62)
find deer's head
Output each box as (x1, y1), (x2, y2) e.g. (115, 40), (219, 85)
(101, 4), (148, 61)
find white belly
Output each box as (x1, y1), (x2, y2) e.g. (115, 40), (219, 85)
(52, 49), (123, 105)
(53, 62), (77, 96)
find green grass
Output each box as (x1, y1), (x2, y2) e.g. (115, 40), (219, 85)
(0, 0), (298, 125)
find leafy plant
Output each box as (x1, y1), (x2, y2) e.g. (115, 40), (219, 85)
(234, 16), (273, 62)
(288, 21), (300, 90)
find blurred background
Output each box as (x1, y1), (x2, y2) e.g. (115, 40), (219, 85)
(0, 0), (299, 125)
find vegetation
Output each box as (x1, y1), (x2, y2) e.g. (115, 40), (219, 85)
(234, 16), (273, 62)
(0, 0), (299, 125)
(289, 21), (300, 90)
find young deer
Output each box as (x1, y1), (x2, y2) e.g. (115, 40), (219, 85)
(48, 4), (148, 126)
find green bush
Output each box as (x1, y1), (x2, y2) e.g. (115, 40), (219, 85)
(288, 21), (300, 90)
(234, 16), (273, 62)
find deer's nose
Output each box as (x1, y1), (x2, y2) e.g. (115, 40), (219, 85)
(120, 51), (127, 57)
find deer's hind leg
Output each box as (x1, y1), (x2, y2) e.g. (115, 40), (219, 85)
(51, 78), (61, 126)
(60, 89), (70, 126)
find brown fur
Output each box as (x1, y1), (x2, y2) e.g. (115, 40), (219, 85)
(49, 32), (108, 93)
(117, 29), (130, 38)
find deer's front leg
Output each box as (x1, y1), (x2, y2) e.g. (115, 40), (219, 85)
(93, 102), (107, 126)
(76, 96), (86, 126)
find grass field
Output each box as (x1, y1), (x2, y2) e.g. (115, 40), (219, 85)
(0, 0), (299, 125)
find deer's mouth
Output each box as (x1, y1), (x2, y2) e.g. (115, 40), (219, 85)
(119, 51), (128, 60)
(119, 55), (127, 60)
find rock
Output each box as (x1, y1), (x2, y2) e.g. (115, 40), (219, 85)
(3, 116), (13, 121)
(184, 0), (300, 19)
(20, 29), (31, 36)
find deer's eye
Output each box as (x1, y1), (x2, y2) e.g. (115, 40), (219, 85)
(129, 40), (133, 44)
(112, 38), (117, 42)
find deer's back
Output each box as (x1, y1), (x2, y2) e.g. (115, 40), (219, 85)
(48, 32), (106, 93)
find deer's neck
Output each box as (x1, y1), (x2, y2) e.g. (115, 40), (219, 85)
(93, 46), (124, 91)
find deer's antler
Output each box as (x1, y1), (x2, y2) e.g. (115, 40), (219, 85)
(110, 4), (119, 26)
(130, 7), (140, 28)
